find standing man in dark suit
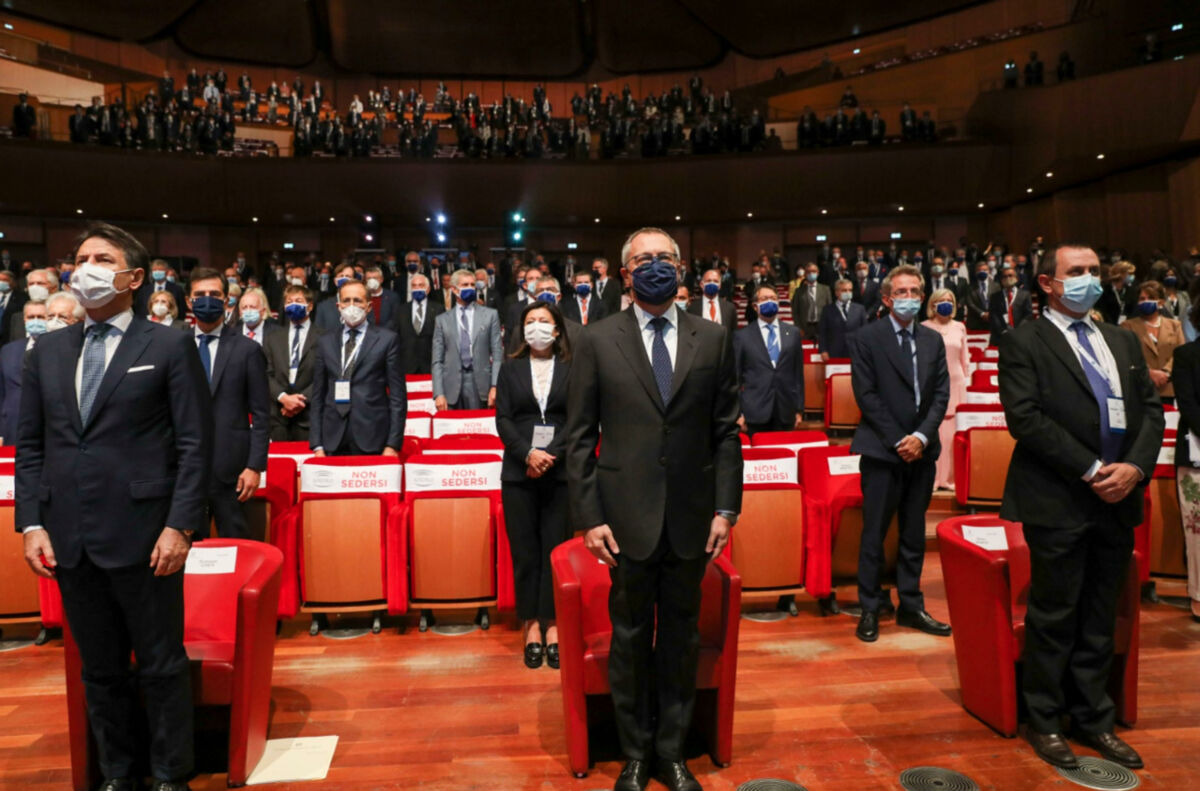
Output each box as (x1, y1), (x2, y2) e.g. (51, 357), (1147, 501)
(135, 259), (187, 320)
(0, 270), (26, 344)
(364, 265), (401, 328)
(560, 270), (607, 327)
(593, 258), (622, 316)
(849, 264), (951, 643)
(686, 269), (737, 333)
(792, 263), (832, 340)
(395, 274), (443, 374)
(398, 251), (424, 302)
(0, 300), (46, 445)
(17, 223), (212, 791)
(234, 287), (281, 347)
(473, 267), (500, 309)
(187, 268), (269, 539)
(310, 279), (406, 456)
(264, 285), (324, 441)
(998, 243), (1161, 771)
(818, 279), (867, 359)
(432, 269), (504, 410)
(964, 259), (997, 331)
(988, 266), (1034, 346)
(735, 284), (805, 434)
(566, 228), (742, 791)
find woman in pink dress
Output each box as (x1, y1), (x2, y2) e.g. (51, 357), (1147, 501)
(922, 288), (971, 490)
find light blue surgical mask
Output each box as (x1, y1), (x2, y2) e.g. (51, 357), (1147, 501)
(837, 290), (853, 303)
(1056, 274), (1104, 313)
(25, 318), (47, 336)
(891, 298), (921, 320)
(241, 308), (261, 326)
(151, 270), (166, 282)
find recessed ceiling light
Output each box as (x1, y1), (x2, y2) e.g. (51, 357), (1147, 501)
(1096, 153), (1105, 160)
(977, 202), (985, 208)
(594, 217), (600, 223)
(1045, 171), (1054, 178)
(746, 212), (754, 218)
(674, 215), (681, 221)
(1026, 188), (1033, 193)
(252, 216), (259, 222)
(820, 209), (828, 215)
(76, 208), (83, 214)
(897, 206), (905, 212)
(853, 48), (861, 55)
(161, 213), (168, 219)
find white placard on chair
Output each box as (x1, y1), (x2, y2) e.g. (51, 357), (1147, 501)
(827, 455), (861, 476)
(955, 411), (1007, 431)
(961, 526), (1009, 552)
(405, 460), (502, 493)
(185, 546), (238, 574)
(824, 364), (851, 379)
(743, 455), (798, 485)
(300, 464), (403, 494)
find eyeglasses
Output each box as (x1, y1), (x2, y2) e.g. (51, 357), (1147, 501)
(626, 252), (679, 268)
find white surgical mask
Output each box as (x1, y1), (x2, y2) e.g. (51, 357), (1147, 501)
(339, 304), (367, 327)
(28, 284), (50, 303)
(289, 276), (305, 286)
(524, 321), (555, 350)
(71, 263), (132, 309)
(46, 317), (69, 332)
(151, 302), (169, 318)
(366, 277), (381, 292)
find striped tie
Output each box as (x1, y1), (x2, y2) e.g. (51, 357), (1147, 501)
(79, 323), (112, 425)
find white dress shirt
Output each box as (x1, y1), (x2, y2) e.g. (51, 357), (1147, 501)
(282, 319), (310, 390)
(702, 296), (722, 322)
(632, 302), (678, 369)
(75, 308), (134, 403)
(193, 323), (222, 371)
(242, 321), (264, 345)
(411, 299), (426, 332)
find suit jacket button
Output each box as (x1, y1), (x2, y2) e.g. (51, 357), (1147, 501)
(79, 443), (87, 452)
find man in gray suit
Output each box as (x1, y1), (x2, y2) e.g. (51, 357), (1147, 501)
(433, 268), (503, 410)
(792, 262), (832, 340)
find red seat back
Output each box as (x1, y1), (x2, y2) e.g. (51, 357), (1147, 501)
(184, 539), (283, 644)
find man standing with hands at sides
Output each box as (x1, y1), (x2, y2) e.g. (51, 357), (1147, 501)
(309, 278), (406, 456)
(567, 228), (742, 791)
(686, 268), (737, 333)
(264, 285), (324, 441)
(187, 268), (269, 539)
(998, 243), (1162, 771)
(849, 264), (951, 642)
(432, 269), (503, 410)
(17, 223), (212, 791)
(735, 285), (805, 435)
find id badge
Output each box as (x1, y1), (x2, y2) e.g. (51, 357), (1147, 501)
(1107, 396), (1127, 433)
(334, 380), (351, 403)
(531, 423), (555, 449)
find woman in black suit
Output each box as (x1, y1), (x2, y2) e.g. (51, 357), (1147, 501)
(496, 301), (572, 668)
(1171, 318), (1200, 622)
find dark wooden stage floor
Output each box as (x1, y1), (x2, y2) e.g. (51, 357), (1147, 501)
(1, 554), (1197, 790)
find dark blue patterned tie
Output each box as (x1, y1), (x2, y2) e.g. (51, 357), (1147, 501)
(766, 323), (780, 365)
(650, 316), (673, 405)
(1070, 321), (1122, 463)
(79, 322), (111, 425)
(198, 334), (215, 383)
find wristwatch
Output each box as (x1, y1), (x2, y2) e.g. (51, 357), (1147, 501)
(715, 510), (738, 527)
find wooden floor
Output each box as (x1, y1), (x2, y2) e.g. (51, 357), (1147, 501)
(0, 556), (1197, 790)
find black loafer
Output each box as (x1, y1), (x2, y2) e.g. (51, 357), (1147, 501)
(545, 642), (559, 669)
(524, 641), (544, 669)
(614, 758), (651, 791)
(654, 759), (701, 791)
(1072, 729), (1144, 769)
(1027, 730), (1078, 769)
(856, 610), (879, 642)
(896, 608), (952, 636)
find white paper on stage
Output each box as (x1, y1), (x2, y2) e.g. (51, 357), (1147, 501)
(185, 546), (237, 575)
(246, 735), (338, 784)
(961, 526), (1009, 552)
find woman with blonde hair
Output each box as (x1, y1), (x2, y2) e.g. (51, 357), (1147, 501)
(1123, 280), (1184, 405)
(147, 289), (188, 331)
(921, 288), (970, 490)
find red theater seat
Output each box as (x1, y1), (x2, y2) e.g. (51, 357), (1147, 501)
(65, 539), (284, 789)
(823, 368), (860, 431)
(729, 448), (806, 610)
(551, 537), (741, 778)
(937, 516), (1139, 737)
(0, 459), (44, 637)
(749, 430), (830, 452)
(431, 408), (498, 438)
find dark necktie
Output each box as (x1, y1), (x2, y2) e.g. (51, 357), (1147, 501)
(198, 334), (215, 383)
(1070, 321), (1122, 463)
(649, 316), (672, 405)
(290, 327), (301, 369)
(766, 323), (780, 365)
(899, 328), (919, 408)
(459, 308), (472, 370)
(342, 328), (359, 377)
(79, 323), (112, 425)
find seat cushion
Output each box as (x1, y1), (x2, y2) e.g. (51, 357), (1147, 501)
(581, 630), (723, 695)
(185, 640), (235, 705)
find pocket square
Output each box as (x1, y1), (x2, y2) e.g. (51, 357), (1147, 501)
(127, 365), (155, 373)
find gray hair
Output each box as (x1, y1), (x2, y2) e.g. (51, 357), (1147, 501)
(620, 227), (682, 266)
(239, 286), (268, 309)
(47, 291), (85, 319)
(880, 264), (925, 297)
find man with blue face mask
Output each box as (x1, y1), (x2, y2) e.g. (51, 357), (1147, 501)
(998, 243), (1162, 772)
(432, 269), (502, 410)
(264, 284), (325, 441)
(561, 270), (608, 327)
(685, 268), (736, 332)
(848, 264), (951, 643)
(396, 273), (443, 375)
(236, 287), (279, 346)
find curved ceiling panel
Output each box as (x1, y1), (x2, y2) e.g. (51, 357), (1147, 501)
(5, 0), (196, 41)
(594, 0), (724, 73)
(326, 0), (584, 77)
(174, 0), (317, 67)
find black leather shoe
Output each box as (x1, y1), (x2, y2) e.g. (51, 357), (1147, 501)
(151, 782), (192, 791)
(546, 643), (559, 669)
(896, 608), (952, 636)
(816, 594), (839, 616)
(1027, 730), (1078, 769)
(614, 759), (651, 791)
(856, 610), (879, 642)
(524, 642), (544, 669)
(1072, 730), (1144, 769)
(98, 780), (137, 791)
(654, 759), (702, 791)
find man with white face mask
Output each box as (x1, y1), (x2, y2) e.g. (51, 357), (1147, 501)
(45, 291), (85, 332)
(10, 267), (59, 342)
(16, 222), (212, 791)
(364, 265), (400, 327)
(310, 278), (405, 456)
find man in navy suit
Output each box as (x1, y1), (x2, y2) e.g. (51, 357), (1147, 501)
(310, 278), (406, 456)
(0, 300), (47, 445)
(849, 264), (951, 643)
(818, 280), (868, 359)
(314, 263), (361, 330)
(988, 266), (1035, 346)
(134, 258), (188, 320)
(394, 273), (444, 374)
(560, 270), (608, 326)
(365, 265), (401, 327)
(686, 269), (737, 333)
(17, 222), (212, 791)
(187, 268), (270, 539)
(734, 284), (805, 435)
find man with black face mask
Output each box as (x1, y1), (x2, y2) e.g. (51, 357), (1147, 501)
(566, 227), (742, 791)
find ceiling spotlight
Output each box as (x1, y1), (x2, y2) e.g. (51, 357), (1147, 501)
(820, 208), (828, 215)
(567, 242), (578, 250)
(330, 216), (335, 222)
(364, 214), (373, 223)
(76, 208), (83, 214)
(852, 48), (861, 55)
(1026, 188), (1033, 193)
(161, 213), (169, 219)
(674, 215), (681, 221)
(977, 202), (985, 208)
(1045, 171), (1053, 178)
(436, 213), (447, 225)
(364, 234), (374, 242)
(897, 205), (905, 212)
(425, 216), (431, 222)
(511, 212), (522, 223)
(436, 232), (446, 243)
(252, 216), (259, 222)
(594, 217), (600, 223)
(1096, 153), (1105, 160)
(746, 212), (754, 218)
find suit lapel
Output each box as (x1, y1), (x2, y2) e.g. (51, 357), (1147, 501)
(59, 323), (85, 436)
(85, 318), (153, 429)
(881, 320), (915, 389)
(915, 325), (933, 393)
(668, 314), (700, 403)
(1034, 319), (1092, 395)
(351, 326), (379, 380)
(1098, 323), (1135, 397)
(615, 310), (665, 413)
(209, 324), (234, 394)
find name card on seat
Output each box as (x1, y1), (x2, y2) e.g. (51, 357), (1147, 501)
(983, 348), (999, 359)
(963, 391), (1001, 405)
(432, 414), (498, 438)
(955, 411), (1007, 431)
(407, 397), (436, 415)
(743, 455), (798, 485)
(185, 546), (238, 574)
(405, 378), (433, 395)
(976, 362), (998, 371)
(824, 363), (851, 379)
(1158, 444), (1176, 466)
(406, 460), (501, 493)
(300, 464), (402, 494)
(827, 455), (861, 476)
(961, 525), (1008, 551)
(1165, 409), (1179, 431)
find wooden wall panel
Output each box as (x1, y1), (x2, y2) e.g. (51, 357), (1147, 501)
(1167, 157), (1200, 254)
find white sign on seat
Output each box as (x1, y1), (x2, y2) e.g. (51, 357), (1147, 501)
(185, 546), (238, 574)
(824, 364), (851, 379)
(955, 411), (1007, 430)
(743, 455), (798, 485)
(827, 455), (861, 476)
(407, 397), (436, 415)
(961, 525), (1009, 551)
(405, 459), (502, 493)
(405, 414), (432, 438)
(0, 474), (13, 501)
(963, 391), (1001, 405)
(405, 379), (433, 395)
(432, 414), (498, 438)
(300, 464), (403, 494)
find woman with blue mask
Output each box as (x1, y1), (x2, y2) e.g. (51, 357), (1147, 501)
(921, 289), (970, 490)
(1121, 280), (1183, 405)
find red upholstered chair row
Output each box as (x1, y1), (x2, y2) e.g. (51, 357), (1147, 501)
(65, 539), (283, 789)
(726, 448), (806, 606)
(937, 516), (1139, 737)
(551, 537), (741, 778)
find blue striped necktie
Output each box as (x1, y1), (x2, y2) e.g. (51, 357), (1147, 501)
(1070, 321), (1122, 462)
(79, 323), (111, 425)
